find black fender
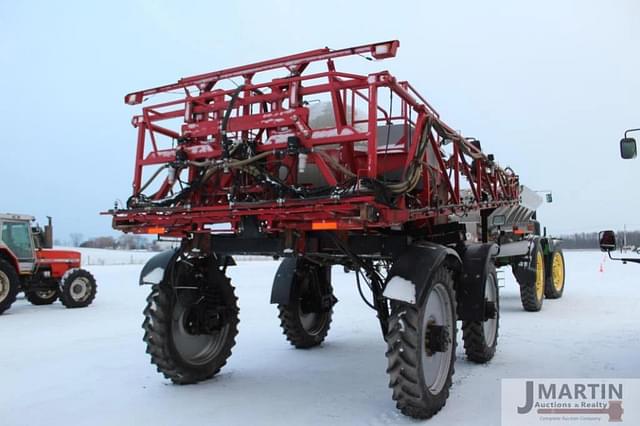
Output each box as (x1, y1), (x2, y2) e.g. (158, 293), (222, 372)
(139, 249), (236, 285)
(512, 237), (542, 284)
(456, 243), (498, 321)
(139, 249), (179, 285)
(385, 242), (462, 306)
(270, 257), (331, 304)
(540, 236), (562, 256)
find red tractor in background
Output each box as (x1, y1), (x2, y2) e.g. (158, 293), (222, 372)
(0, 213), (97, 314)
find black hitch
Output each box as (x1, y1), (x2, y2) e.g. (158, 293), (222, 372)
(425, 324), (450, 354)
(321, 294), (338, 311)
(185, 305), (231, 335)
(299, 293), (337, 314)
(484, 300), (497, 320)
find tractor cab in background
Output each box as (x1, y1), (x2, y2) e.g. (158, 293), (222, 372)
(0, 213), (97, 314)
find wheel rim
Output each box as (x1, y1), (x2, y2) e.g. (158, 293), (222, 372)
(0, 270), (10, 302)
(172, 300), (229, 365)
(69, 277), (91, 302)
(483, 274), (498, 346)
(535, 251), (544, 301)
(552, 252), (564, 292)
(421, 282), (454, 394)
(37, 289), (56, 299)
(298, 306), (326, 334)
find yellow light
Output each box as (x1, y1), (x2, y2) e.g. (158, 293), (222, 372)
(311, 221), (338, 230)
(146, 226), (166, 234)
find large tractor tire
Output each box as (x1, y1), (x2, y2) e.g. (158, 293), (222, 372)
(385, 266), (456, 419)
(0, 258), (19, 315)
(462, 264), (499, 363)
(25, 288), (59, 305)
(277, 261), (335, 349)
(513, 239), (545, 312)
(59, 268), (97, 308)
(142, 258), (239, 384)
(544, 248), (565, 299)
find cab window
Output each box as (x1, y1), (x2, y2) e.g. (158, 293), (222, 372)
(1, 221), (34, 260)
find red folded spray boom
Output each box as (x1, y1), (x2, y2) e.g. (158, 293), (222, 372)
(110, 40), (520, 236)
(107, 41), (564, 421)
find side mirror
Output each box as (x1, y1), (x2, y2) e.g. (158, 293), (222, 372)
(620, 137), (637, 159)
(545, 193), (553, 203)
(31, 227), (43, 249)
(599, 230), (617, 252)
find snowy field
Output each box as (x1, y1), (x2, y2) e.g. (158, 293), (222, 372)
(72, 247), (156, 265)
(1, 250), (638, 425)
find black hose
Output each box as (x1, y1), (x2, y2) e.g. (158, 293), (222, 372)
(356, 271), (376, 310)
(221, 84), (245, 135)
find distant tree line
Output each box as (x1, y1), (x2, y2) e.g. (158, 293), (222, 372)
(78, 234), (162, 251)
(559, 230), (640, 250)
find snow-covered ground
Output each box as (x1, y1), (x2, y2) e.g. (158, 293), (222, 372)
(71, 247), (156, 265)
(1, 250), (638, 425)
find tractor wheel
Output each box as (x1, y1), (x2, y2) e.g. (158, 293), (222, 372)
(59, 268), (97, 308)
(277, 262), (334, 349)
(544, 249), (565, 299)
(462, 264), (499, 363)
(385, 266), (456, 419)
(25, 288), (59, 305)
(142, 259), (239, 384)
(0, 258), (19, 315)
(514, 240), (545, 312)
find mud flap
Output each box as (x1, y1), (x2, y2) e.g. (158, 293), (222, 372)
(456, 243), (498, 321)
(512, 238), (541, 284)
(139, 250), (235, 285)
(270, 257), (331, 304)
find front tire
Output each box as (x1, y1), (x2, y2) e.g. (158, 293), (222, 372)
(277, 261), (334, 349)
(25, 288), (59, 305)
(142, 258), (239, 384)
(385, 266), (456, 419)
(462, 264), (499, 363)
(59, 269), (97, 308)
(0, 258), (19, 315)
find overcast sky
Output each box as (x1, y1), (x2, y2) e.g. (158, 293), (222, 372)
(1, 0), (639, 241)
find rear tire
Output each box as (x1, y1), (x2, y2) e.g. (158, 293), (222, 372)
(385, 266), (456, 419)
(25, 288), (59, 305)
(462, 264), (499, 363)
(0, 258), (19, 315)
(277, 262), (334, 349)
(142, 259), (239, 384)
(544, 249), (565, 299)
(59, 269), (97, 308)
